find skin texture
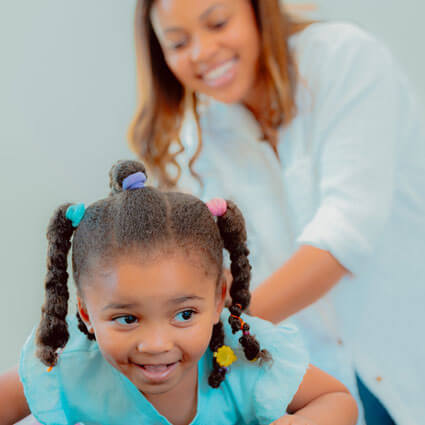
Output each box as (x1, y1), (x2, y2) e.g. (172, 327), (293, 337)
(0, 367), (30, 425)
(151, 0), (261, 104)
(249, 245), (348, 324)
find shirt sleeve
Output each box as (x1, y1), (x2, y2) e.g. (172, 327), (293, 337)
(19, 327), (69, 425)
(297, 25), (404, 274)
(222, 313), (309, 425)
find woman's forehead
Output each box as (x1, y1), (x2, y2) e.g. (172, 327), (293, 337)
(151, 0), (235, 26)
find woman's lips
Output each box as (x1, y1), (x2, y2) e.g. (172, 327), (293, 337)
(201, 57), (239, 88)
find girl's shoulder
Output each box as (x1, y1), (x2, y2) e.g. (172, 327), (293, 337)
(19, 316), (119, 425)
(216, 312), (309, 425)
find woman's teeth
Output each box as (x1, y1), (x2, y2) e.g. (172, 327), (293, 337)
(203, 58), (237, 84)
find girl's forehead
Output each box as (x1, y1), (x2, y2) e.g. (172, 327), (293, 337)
(82, 253), (219, 307)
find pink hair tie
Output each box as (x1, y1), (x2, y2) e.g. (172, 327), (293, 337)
(206, 198), (227, 217)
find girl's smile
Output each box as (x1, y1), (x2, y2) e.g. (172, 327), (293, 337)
(78, 252), (225, 396)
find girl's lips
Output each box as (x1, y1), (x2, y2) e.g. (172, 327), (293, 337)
(135, 361), (179, 383)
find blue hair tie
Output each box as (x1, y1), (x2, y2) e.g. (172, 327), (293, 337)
(122, 172), (146, 191)
(66, 203), (86, 228)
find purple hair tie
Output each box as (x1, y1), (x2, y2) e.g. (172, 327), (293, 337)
(122, 172), (146, 191)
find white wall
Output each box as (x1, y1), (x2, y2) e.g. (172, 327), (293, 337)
(1, 0), (424, 372)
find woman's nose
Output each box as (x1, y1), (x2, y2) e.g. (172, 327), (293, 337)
(190, 33), (217, 63)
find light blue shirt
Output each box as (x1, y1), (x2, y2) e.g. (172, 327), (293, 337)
(177, 22), (425, 425)
(19, 313), (309, 425)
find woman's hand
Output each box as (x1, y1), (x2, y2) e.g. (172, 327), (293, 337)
(270, 414), (318, 424)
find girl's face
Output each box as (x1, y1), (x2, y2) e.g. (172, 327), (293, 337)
(78, 252), (225, 397)
(151, 0), (261, 104)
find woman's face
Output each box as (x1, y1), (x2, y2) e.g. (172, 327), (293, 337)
(151, 0), (261, 104)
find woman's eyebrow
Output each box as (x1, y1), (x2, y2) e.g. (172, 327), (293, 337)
(164, 27), (186, 35)
(199, 3), (226, 20)
(163, 4), (226, 34)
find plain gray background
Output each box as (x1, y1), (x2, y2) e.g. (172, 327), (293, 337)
(0, 0), (424, 372)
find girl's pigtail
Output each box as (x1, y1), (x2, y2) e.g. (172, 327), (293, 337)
(208, 321), (227, 388)
(216, 201), (268, 362)
(36, 204), (75, 367)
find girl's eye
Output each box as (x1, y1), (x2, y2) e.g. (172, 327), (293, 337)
(114, 315), (138, 325)
(175, 310), (195, 322)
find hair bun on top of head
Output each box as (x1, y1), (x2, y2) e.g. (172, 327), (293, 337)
(109, 160), (148, 195)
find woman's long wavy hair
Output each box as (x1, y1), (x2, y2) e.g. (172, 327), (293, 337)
(128, 0), (312, 187)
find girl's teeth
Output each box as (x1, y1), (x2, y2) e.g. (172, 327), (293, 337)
(143, 365), (168, 373)
(204, 59), (236, 81)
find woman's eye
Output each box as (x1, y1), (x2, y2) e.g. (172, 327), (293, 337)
(175, 310), (195, 322)
(114, 315), (138, 325)
(170, 40), (187, 50)
(210, 20), (227, 30)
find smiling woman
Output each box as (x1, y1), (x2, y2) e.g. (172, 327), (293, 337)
(129, 0), (309, 187)
(126, 1), (425, 425)
(150, 0), (261, 103)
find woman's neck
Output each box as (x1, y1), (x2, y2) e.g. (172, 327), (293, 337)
(242, 74), (279, 153)
(144, 366), (198, 425)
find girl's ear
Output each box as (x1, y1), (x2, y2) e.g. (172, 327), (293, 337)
(77, 297), (94, 334)
(214, 276), (227, 324)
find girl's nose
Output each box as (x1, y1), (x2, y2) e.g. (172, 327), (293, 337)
(136, 329), (173, 354)
(190, 33), (217, 63)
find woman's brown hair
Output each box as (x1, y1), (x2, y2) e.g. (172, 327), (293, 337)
(128, 0), (311, 187)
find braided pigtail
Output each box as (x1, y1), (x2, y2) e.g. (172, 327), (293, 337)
(215, 200), (268, 362)
(208, 321), (227, 388)
(36, 203), (76, 367)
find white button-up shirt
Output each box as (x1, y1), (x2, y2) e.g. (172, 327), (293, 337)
(177, 22), (425, 425)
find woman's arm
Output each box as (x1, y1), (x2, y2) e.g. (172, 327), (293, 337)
(271, 365), (358, 425)
(0, 366), (30, 425)
(249, 245), (348, 323)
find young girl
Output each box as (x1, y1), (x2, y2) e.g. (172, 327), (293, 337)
(128, 1), (425, 424)
(0, 160), (357, 425)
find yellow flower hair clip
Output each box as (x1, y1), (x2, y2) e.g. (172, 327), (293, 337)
(214, 345), (237, 368)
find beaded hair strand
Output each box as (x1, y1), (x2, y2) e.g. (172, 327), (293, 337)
(207, 200), (269, 387)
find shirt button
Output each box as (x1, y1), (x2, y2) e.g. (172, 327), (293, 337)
(376, 376), (383, 382)
(337, 338), (344, 346)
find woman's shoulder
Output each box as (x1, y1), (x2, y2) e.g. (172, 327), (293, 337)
(291, 21), (394, 73)
(292, 21), (385, 52)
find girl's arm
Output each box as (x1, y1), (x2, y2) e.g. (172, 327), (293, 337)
(271, 365), (358, 425)
(249, 245), (347, 323)
(0, 366), (30, 425)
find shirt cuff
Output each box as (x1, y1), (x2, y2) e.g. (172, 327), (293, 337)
(296, 203), (374, 274)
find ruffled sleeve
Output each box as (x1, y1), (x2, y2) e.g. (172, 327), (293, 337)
(19, 326), (69, 425)
(221, 313), (309, 425)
